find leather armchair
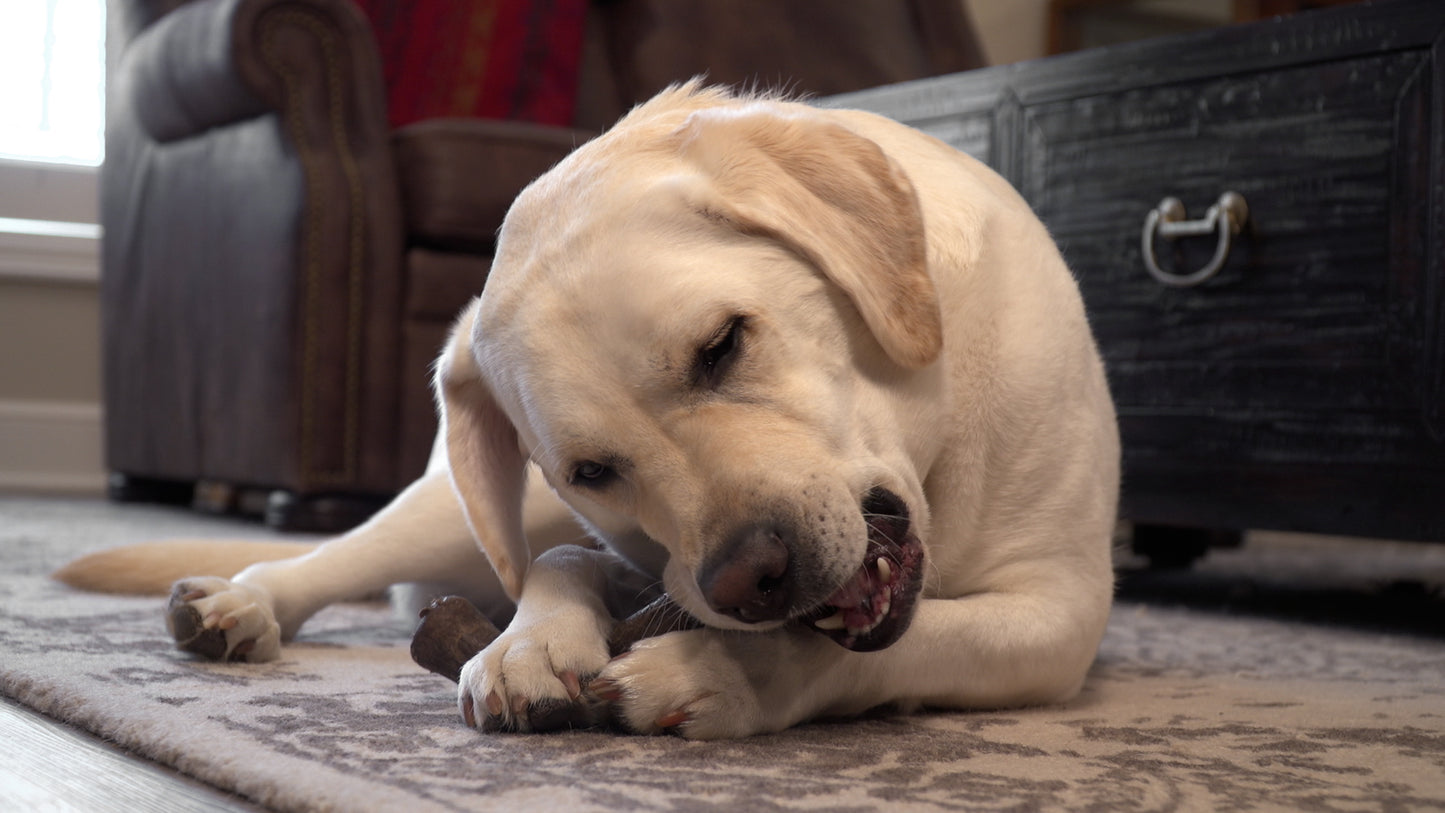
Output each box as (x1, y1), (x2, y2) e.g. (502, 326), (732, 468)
(102, 0), (984, 529)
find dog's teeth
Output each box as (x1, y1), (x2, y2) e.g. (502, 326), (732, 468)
(813, 611), (847, 631)
(876, 557), (892, 583)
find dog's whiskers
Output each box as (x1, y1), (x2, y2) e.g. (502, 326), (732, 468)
(629, 580), (666, 605)
(861, 510), (907, 522)
(647, 602), (690, 640)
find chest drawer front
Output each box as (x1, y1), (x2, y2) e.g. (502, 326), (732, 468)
(1018, 51), (1441, 480)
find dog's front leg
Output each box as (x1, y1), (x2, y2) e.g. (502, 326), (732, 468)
(458, 545), (649, 733)
(168, 467), (486, 662)
(595, 589), (1109, 739)
(591, 625), (846, 738)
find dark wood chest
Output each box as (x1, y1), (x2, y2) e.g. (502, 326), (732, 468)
(825, 0), (1445, 543)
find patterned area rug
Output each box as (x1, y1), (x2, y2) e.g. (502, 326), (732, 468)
(2, 496), (1443, 812)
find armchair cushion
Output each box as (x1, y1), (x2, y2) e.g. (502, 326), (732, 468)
(393, 118), (590, 251)
(354, 0), (589, 128)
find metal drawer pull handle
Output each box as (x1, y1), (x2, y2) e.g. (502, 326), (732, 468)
(1141, 191), (1249, 287)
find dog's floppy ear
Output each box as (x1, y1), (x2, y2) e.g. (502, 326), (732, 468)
(435, 298), (530, 601)
(678, 105), (942, 369)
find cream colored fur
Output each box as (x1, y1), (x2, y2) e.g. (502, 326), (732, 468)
(57, 83), (1119, 739)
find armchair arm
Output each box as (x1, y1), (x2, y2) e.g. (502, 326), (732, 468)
(116, 0), (388, 145)
(103, 0), (409, 495)
(117, 0), (268, 143)
(228, 0), (408, 493)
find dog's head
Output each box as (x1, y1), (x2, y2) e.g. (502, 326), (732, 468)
(436, 85), (945, 652)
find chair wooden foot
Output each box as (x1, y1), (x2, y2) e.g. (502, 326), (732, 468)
(263, 490), (389, 533)
(1130, 524), (1243, 570)
(107, 473), (195, 506)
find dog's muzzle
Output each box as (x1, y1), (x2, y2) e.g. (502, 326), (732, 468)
(801, 488), (925, 652)
(697, 488), (925, 651)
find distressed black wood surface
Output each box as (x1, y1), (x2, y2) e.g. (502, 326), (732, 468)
(825, 0), (1445, 542)
(823, 70), (1003, 164)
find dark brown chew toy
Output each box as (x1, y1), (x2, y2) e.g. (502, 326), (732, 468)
(410, 594), (700, 684)
(408, 595), (502, 683)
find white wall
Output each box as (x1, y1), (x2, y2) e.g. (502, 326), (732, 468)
(0, 161), (105, 494)
(964, 0), (1232, 65)
(964, 0), (1051, 65)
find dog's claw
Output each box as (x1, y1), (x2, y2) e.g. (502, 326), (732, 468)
(587, 677), (623, 703)
(460, 690), (477, 728)
(510, 694), (530, 716)
(560, 670), (583, 700)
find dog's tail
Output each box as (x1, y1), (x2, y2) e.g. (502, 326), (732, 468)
(52, 540), (318, 595)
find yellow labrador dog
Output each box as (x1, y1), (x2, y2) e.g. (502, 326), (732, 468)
(58, 83), (1119, 739)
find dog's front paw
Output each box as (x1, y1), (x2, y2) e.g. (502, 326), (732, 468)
(166, 577), (282, 662)
(591, 629), (779, 740)
(458, 608), (612, 734)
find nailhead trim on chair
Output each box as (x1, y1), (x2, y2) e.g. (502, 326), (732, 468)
(261, 7), (368, 486)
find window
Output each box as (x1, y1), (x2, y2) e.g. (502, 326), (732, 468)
(0, 0), (105, 283)
(0, 0), (106, 167)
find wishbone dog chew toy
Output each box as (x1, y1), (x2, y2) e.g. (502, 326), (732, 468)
(409, 595), (503, 683)
(604, 594), (705, 657)
(410, 594), (701, 684)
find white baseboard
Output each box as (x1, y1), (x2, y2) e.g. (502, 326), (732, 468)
(0, 399), (106, 494)
(0, 223), (100, 284)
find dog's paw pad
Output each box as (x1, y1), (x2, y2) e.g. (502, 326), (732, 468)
(509, 694), (605, 733)
(165, 596), (230, 660)
(165, 578), (281, 662)
(462, 685), (606, 733)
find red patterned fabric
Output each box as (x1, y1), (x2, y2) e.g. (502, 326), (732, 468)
(352, 0), (588, 128)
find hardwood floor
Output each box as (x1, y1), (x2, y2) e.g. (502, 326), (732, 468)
(0, 696), (260, 812)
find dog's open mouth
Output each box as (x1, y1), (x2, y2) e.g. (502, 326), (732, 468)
(802, 489), (924, 652)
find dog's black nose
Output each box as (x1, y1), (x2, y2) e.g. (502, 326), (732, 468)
(699, 524), (791, 623)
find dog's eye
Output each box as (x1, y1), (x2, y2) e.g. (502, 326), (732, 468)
(695, 315), (746, 389)
(570, 461), (614, 487)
